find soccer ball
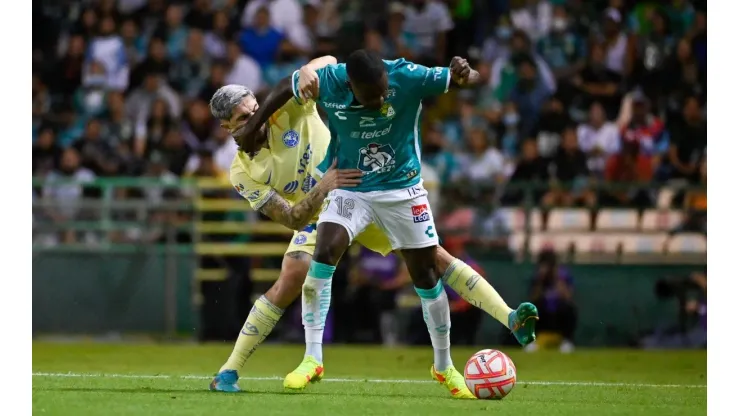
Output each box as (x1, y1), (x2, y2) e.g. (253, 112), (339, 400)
(464, 349), (517, 400)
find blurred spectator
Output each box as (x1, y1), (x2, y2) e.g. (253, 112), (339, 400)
(603, 139), (653, 207)
(543, 126), (596, 208)
(42, 148), (96, 243)
(566, 0), (598, 39)
(72, 7), (99, 39)
(185, 149), (227, 180)
(507, 139), (548, 204)
(33, 127), (63, 176)
(402, 0), (454, 65)
(577, 101), (620, 177)
(536, 4), (586, 83)
(497, 102), (522, 158)
(488, 30), (556, 104)
(74, 61), (111, 119)
(185, 0), (214, 31)
(510, 0), (553, 42)
(72, 119), (120, 176)
(643, 271), (706, 349)
(620, 91), (669, 171)
(599, 8), (636, 77)
(663, 38), (705, 120)
(48, 35), (86, 98)
(535, 97), (570, 158)
(198, 60), (229, 103)
(33, 75), (52, 126)
(126, 72), (182, 130)
(134, 97), (176, 158)
(86, 16), (129, 91)
(667, 0), (697, 37)
(204, 10), (234, 59)
(680, 157), (706, 234)
(454, 126), (505, 185)
(668, 96), (705, 182)
(94, 0), (121, 22)
(238, 7), (286, 69)
(241, 0), (303, 35)
(635, 9), (676, 105)
(288, 1), (327, 56)
(182, 100), (216, 149)
(142, 151), (179, 206)
(104, 92), (136, 149)
(572, 42), (623, 120)
(366, 3), (417, 60)
(509, 56), (552, 137)
(185, 126), (238, 175)
(169, 29), (212, 98)
(154, 4), (189, 60)
(527, 250), (577, 353)
(689, 10), (706, 71)
(130, 37), (171, 91)
(224, 41), (264, 93)
(421, 122), (456, 185)
(160, 129), (192, 176)
(120, 19), (147, 66)
(480, 15), (515, 64)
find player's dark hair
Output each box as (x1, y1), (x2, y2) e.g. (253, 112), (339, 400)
(346, 49), (386, 85)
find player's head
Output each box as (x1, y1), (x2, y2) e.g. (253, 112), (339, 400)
(346, 49), (388, 110)
(209, 84), (266, 152)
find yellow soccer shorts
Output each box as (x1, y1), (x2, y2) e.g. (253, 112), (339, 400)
(286, 223), (394, 257)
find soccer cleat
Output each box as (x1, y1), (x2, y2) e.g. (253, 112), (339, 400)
(509, 302), (539, 346)
(283, 356), (324, 390)
(209, 369), (241, 393)
(431, 365), (476, 399)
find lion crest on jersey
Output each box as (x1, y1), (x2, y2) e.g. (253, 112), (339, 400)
(358, 143), (396, 173)
(380, 102), (395, 119)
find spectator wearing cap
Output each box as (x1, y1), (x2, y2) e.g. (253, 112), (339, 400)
(619, 90), (669, 173)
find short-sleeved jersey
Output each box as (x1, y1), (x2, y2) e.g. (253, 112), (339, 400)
(291, 58), (451, 192)
(230, 99), (328, 224)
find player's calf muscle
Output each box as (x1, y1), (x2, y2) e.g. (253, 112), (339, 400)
(265, 251), (310, 309)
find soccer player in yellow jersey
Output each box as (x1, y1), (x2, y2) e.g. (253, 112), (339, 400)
(207, 56), (537, 397)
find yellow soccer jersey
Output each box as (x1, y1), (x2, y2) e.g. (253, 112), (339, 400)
(230, 99), (329, 222)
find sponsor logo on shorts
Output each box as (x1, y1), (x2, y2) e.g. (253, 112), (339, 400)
(412, 204), (430, 223)
(282, 130), (299, 148)
(294, 234), (307, 245)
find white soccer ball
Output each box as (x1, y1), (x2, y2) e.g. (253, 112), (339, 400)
(464, 349), (517, 400)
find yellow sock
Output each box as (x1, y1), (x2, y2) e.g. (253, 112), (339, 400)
(442, 259), (514, 328)
(220, 295), (283, 372)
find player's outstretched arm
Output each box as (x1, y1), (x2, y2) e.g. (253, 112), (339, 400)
(259, 160), (362, 230)
(450, 56), (481, 87)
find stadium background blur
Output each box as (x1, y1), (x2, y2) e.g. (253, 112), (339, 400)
(32, 0), (706, 351)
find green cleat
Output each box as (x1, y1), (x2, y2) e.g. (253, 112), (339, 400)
(508, 302), (539, 346)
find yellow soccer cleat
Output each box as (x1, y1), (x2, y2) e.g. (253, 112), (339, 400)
(283, 356), (324, 390)
(431, 365), (476, 399)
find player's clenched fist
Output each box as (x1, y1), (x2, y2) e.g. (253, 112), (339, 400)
(317, 159), (363, 193)
(450, 56), (474, 86)
(298, 65), (320, 102)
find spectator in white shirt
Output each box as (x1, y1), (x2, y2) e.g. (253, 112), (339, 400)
(510, 0), (553, 42)
(224, 41), (264, 94)
(577, 101), (621, 176)
(241, 0), (303, 35)
(43, 148), (96, 243)
(86, 16), (129, 91)
(454, 127), (506, 184)
(185, 126), (238, 175)
(403, 0), (454, 65)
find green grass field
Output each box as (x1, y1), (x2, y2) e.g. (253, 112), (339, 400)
(32, 342), (706, 415)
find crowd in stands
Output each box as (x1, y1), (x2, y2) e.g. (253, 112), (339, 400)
(32, 0), (707, 211)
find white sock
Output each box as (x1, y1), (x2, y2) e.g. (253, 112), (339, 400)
(302, 261), (335, 364)
(415, 280), (453, 371)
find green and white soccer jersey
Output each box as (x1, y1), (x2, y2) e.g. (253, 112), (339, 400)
(291, 58), (450, 249)
(291, 58), (451, 193)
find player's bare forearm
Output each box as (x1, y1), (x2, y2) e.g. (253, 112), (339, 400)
(306, 55), (337, 71)
(259, 186), (328, 231)
(241, 76), (294, 138)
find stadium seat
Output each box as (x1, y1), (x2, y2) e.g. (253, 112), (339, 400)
(595, 209), (640, 231)
(656, 187), (676, 209)
(572, 233), (621, 254)
(620, 234), (667, 254)
(641, 210), (684, 231)
(547, 209), (591, 231)
(528, 233), (571, 254)
(508, 231), (527, 253)
(666, 233), (707, 254)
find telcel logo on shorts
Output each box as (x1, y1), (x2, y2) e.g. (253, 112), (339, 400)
(412, 204), (430, 223)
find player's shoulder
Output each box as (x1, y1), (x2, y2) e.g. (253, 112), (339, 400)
(318, 63), (347, 89)
(384, 58), (417, 75)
